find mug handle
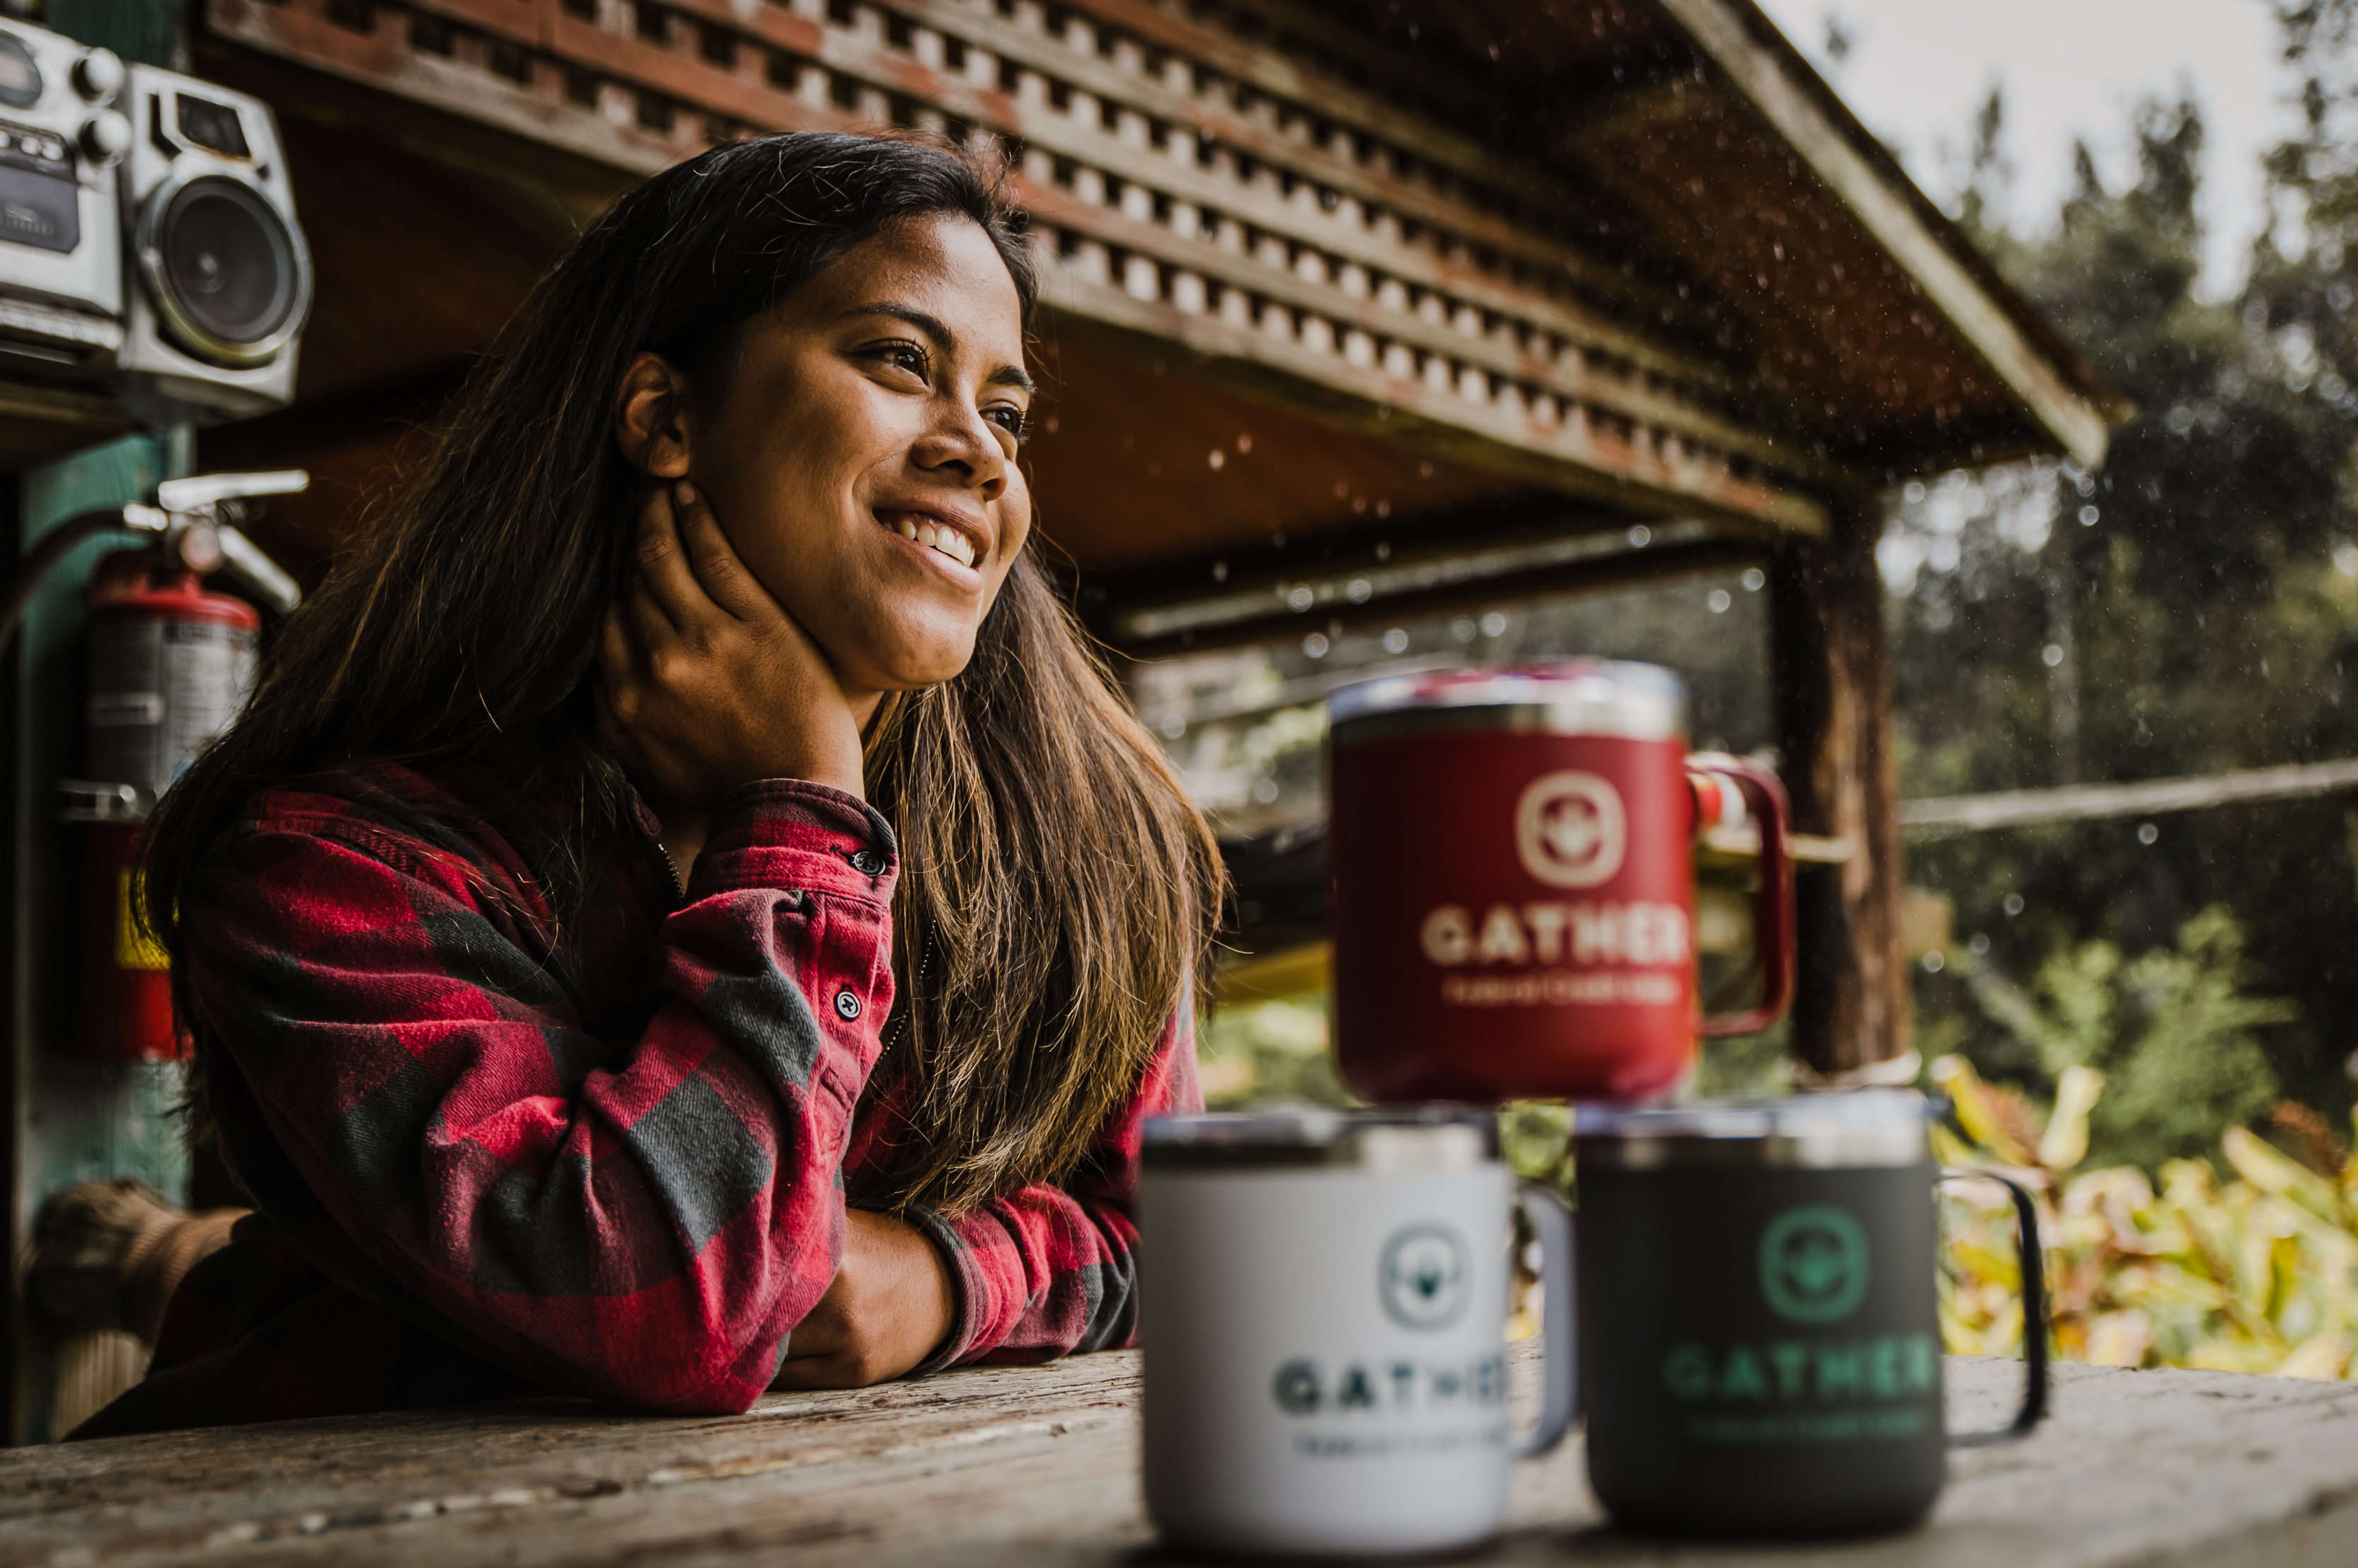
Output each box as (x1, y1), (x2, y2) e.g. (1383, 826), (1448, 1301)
(1687, 754), (1795, 1037)
(1937, 1167), (2050, 1446)
(1514, 1185), (1578, 1459)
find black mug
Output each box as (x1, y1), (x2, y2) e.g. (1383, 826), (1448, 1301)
(1571, 1092), (2046, 1537)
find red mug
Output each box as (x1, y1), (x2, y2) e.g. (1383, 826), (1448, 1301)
(1327, 661), (1795, 1102)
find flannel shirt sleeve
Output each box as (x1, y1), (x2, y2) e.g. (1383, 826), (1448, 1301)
(181, 778), (895, 1417)
(905, 1005), (1202, 1369)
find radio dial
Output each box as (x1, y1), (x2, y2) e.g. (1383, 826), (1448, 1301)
(71, 47), (124, 105)
(77, 109), (132, 167)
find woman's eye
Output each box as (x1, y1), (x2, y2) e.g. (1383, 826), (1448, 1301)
(873, 342), (928, 378)
(987, 405), (1030, 441)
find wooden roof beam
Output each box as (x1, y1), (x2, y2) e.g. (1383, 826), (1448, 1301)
(1654, 0), (2120, 468)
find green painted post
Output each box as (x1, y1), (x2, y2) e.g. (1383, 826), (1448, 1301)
(43, 0), (187, 69)
(8, 432), (190, 1444)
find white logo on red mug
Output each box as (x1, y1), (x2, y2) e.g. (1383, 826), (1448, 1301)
(1515, 771), (1626, 889)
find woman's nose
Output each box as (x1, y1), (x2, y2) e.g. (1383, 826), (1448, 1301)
(918, 411), (1009, 500)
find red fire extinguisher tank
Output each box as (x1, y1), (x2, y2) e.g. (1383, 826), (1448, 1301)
(79, 555), (261, 1061)
(87, 558), (261, 805)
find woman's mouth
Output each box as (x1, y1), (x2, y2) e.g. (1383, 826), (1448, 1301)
(880, 511), (977, 569)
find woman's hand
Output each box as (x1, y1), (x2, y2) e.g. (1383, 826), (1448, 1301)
(771, 1209), (956, 1388)
(597, 481), (868, 807)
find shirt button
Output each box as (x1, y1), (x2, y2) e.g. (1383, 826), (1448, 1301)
(850, 848), (885, 877)
(834, 990), (862, 1020)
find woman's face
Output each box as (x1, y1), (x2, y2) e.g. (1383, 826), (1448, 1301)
(639, 214), (1034, 699)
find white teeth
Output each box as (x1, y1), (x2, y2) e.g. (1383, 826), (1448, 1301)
(885, 513), (976, 567)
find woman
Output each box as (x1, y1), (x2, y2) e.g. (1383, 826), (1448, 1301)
(76, 132), (1221, 1435)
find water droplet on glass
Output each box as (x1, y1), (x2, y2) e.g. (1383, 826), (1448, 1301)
(2137, 822), (2158, 845)
(1383, 628), (1409, 654)
(1304, 632), (1330, 657)
(1159, 713), (1186, 739)
(1480, 611), (1508, 637)
(1708, 589), (1732, 613)
(1628, 525), (1652, 548)
(2079, 505), (2099, 526)
(2003, 894), (2025, 916)
(2041, 644), (2065, 667)
(1742, 567), (1766, 592)
(1921, 951), (1945, 973)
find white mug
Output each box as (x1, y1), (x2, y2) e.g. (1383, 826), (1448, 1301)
(1139, 1112), (1575, 1557)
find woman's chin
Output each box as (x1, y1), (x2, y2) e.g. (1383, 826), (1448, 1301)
(850, 641), (980, 695)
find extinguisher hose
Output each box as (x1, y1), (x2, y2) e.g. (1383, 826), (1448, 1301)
(0, 509), (142, 661)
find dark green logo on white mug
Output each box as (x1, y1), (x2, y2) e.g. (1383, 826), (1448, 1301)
(1758, 1206), (1870, 1324)
(1379, 1223), (1471, 1330)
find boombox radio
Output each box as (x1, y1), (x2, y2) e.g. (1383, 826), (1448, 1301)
(0, 17), (310, 422)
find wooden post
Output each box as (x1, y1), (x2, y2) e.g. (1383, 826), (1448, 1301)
(1771, 495), (1909, 1075)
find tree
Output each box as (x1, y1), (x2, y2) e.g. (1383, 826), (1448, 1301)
(1890, 61), (2358, 1136)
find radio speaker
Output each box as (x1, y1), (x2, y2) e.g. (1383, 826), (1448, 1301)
(115, 63), (310, 422)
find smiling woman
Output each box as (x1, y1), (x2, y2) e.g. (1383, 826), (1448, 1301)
(77, 134), (1223, 1436)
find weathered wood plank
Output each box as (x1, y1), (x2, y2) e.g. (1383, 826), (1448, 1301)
(7, 1347), (2358, 1567)
(1899, 757), (2358, 835)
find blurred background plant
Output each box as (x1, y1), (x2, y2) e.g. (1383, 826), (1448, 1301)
(1963, 906), (2294, 1171)
(1935, 1054), (2357, 1380)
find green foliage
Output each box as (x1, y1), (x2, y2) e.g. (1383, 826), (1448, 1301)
(1936, 1057), (2358, 1382)
(1892, 45), (2358, 1126)
(1196, 996), (1353, 1111)
(1973, 909), (2293, 1170)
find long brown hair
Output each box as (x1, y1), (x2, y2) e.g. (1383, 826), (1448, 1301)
(143, 132), (1222, 1214)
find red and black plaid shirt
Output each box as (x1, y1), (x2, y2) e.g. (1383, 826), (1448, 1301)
(76, 759), (1197, 1436)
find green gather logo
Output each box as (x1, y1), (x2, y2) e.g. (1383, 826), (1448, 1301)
(1758, 1206), (1870, 1324)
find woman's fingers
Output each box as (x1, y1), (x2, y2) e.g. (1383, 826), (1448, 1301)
(631, 480), (715, 632)
(670, 482), (780, 625)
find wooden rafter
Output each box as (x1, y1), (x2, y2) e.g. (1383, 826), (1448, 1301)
(205, 0), (1846, 533)
(1653, 0), (2122, 468)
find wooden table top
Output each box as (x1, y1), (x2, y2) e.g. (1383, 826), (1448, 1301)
(6, 1342), (2355, 1568)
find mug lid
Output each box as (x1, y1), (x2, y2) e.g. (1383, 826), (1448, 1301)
(1575, 1090), (1931, 1169)
(1144, 1109), (1495, 1171)
(1328, 658), (1686, 741)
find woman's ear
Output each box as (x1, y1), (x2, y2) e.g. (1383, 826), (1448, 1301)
(614, 351), (696, 478)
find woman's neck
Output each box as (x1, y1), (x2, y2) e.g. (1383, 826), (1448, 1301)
(655, 810), (711, 888)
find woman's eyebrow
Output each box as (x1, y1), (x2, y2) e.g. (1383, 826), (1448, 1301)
(845, 301), (1033, 396)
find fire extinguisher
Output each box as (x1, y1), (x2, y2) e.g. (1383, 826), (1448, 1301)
(43, 472), (306, 1063)
(71, 558), (258, 1060)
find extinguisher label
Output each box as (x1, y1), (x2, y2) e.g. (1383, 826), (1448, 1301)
(115, 868), (169, 970)
(89, 618), (258, 801)
(88, 692), (166, 726)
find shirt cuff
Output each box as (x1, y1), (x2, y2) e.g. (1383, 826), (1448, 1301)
(691, 780), (899, 904)
(901, 1204), (1000, 1374)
